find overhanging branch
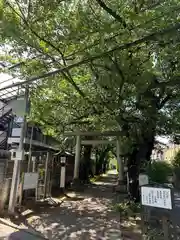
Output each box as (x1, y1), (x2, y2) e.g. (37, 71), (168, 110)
(1, 22), (180, 91)
(159, 94), (173, 109)
(95, 0), (127, 28)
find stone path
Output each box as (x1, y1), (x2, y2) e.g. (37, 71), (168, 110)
(0, 171), (141, 239)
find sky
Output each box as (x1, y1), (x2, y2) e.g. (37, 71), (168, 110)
(156, 136), (170, 145)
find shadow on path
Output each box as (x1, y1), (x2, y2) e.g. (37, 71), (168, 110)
(1, 171), (141, 239)
(0, 220), (46, 240)
(28, 171), (140, 239)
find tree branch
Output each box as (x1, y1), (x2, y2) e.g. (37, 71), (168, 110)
(110, 56), (125, 82)
(7, 1), (64, 56)
(110, 56), (125, 104)
(89, 63), (116, 113)
(38, 108), (105, 128)
(159, 94), (173, 109)
(140, 1), (165, 12)
(13, 22), (88, 100)
(95, 0), (127, 28)
(1, 22), (180, 91)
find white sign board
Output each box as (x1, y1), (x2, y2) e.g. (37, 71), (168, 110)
(141, 186), (172, 210)
(60, 167), (66, 188)
(23, 172), (38, 190)
(60, 157), (66, 163)
(11, 150), (24, 161)
(12, 128), (21, 137)
(139, 174), (149, 186)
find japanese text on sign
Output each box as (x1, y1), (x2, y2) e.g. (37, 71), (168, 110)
(141, 186), (172, 210)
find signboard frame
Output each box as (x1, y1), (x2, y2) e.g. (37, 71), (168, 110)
(141, 185), (173, 210)
(140, 184), (175, 239)
(23, 172), (39, 190)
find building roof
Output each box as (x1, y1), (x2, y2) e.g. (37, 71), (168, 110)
(0, 73), (38, 102)
(0, 73), (24, 101)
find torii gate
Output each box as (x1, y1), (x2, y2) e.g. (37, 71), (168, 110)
(64, 131), (124, 183)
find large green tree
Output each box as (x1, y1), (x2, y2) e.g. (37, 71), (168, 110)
(2, 0), (180, 200)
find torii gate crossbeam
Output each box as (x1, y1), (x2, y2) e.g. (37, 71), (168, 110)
(65, 131), (123, 183)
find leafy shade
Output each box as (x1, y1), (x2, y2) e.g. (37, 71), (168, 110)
(2, 0), (180, 200)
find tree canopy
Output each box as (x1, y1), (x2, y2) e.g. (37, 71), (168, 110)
(2, 0), (180, 199)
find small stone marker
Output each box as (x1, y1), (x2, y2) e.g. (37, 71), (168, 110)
(139, 174), (149, 187)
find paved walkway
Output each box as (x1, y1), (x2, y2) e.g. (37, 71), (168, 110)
(0, 171), (141, 239)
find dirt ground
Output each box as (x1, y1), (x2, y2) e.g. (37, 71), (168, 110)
(0, 171), (141, 240)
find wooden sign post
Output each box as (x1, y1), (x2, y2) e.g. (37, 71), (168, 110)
(141, 186), (172, 210)
(60, 156), (66, 190)
(140, 185), (173, 240)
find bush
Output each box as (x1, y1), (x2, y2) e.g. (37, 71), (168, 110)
(172, 151), (180, 186)
(172, 150), (180, 168)
(113, 200), (140, 218)
(147, 161), (173, 184)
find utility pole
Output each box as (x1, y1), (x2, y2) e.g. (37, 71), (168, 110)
(8, 86), (29, 213)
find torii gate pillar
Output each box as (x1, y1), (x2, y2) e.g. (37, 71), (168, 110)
(73, 135), (81, 179)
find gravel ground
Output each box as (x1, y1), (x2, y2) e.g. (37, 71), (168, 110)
(0, 218), (44, 240)
(0, 171), (140, 239)
(29, 171), (123, 239)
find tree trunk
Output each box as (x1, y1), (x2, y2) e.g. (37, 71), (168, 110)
(127, 132), (155, 202)
(95, 147), (110, 175)
(95, 149), (102, 175)
(79, 145), (92, 183)
(127, 148), (139, 202)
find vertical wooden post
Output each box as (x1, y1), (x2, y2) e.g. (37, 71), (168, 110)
(44, 152), (50, 198)
(162, 216), (169, 240)
(27, 126), (34, 172)
(18, 173), (24, 207)
(32, 156), (36, 172)
(141, 207), (148, 240)
(172, 219), (178, 240)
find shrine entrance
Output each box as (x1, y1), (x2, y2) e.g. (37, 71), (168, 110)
(64, 131), (124, 183)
